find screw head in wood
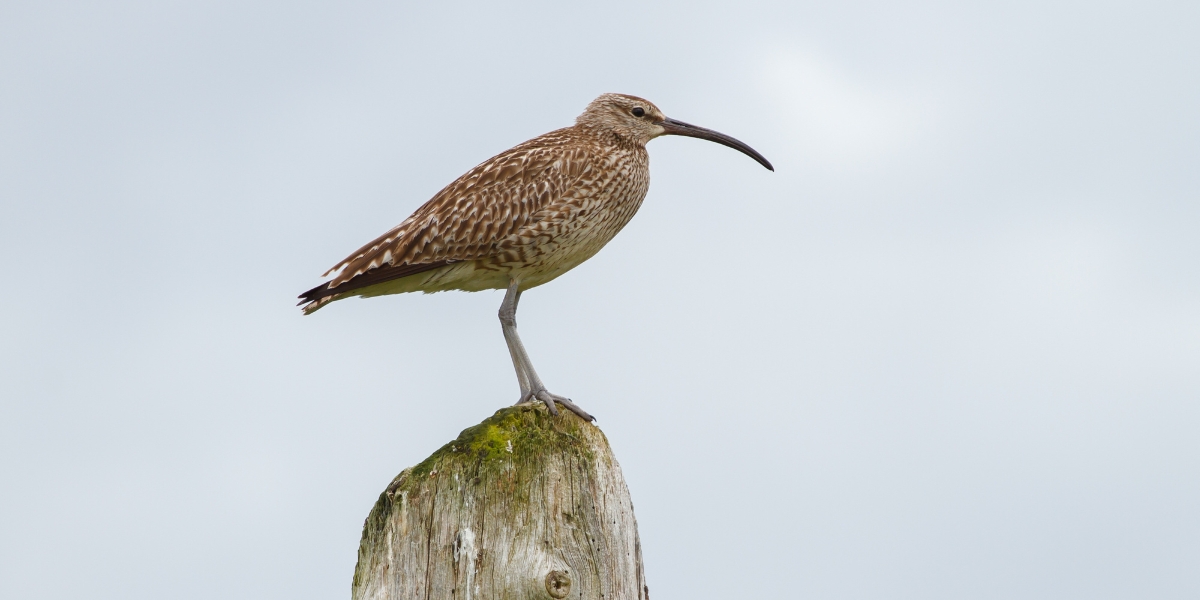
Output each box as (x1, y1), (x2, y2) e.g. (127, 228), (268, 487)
(545, 570), (571, 599)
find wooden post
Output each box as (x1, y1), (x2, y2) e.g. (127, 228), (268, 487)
(352, 402), (649, 600)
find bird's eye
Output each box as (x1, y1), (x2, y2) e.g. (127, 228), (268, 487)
(631, 107), (645, 117)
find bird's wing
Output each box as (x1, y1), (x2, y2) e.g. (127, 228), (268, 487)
(317, 128), (592, 290)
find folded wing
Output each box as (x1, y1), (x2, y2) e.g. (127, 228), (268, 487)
(299, 129), (592, 312)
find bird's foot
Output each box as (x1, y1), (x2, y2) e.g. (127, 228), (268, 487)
(518, 389), (595, 422)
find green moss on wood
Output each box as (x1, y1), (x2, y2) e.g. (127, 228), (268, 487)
(406, 403), (595, 480)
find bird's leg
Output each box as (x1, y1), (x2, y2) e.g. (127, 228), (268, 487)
(498, 281), (532, 400)
(498, 279), (595, 422)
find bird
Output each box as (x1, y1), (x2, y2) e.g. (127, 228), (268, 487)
(298, 93), (772, 421)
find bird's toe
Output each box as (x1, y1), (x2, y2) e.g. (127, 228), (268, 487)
(534, 390), (561, 416)
(545, 393), (595, 422)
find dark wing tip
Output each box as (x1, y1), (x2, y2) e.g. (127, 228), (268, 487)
(298, 282), (332, 304)
(296, 260), (455, 314)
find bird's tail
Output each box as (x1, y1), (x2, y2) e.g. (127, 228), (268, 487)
(297, 282), (341, 314)
(297, 260), (453, 315)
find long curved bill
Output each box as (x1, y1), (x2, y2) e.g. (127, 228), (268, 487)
(659, 117), (774, 171)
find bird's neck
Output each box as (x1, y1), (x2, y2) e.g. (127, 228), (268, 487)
(575, 123), (646, 151)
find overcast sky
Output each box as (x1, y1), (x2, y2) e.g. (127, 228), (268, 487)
(2, 1), (1198, 599)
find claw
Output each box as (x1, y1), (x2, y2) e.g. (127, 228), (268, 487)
(560, 402), (595, 422)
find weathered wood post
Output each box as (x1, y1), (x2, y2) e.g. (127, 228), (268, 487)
(352, 402), (648, 600)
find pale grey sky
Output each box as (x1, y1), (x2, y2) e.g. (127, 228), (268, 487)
(2, 1), (1197, 599)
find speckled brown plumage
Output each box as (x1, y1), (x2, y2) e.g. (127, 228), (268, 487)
(299, 97), (659, 313)
(298, 93), (771, 418)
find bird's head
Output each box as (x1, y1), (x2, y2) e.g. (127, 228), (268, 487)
(576, 93), (773, 171)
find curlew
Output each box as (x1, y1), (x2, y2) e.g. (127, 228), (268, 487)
(299, 93), (772, 420)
